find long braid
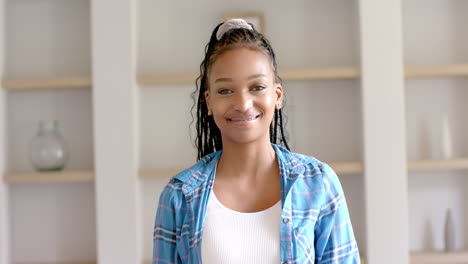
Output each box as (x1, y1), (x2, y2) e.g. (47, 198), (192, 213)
(278, 109), (290, 150)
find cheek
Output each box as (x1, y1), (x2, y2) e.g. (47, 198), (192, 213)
(263, 93), (278, 110)
(210, 100), (228, 122)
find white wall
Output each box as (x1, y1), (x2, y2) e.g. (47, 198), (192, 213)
(402, 0), (468, 65)
(5, 0), (91, 78)
(138, 0), (359, 74)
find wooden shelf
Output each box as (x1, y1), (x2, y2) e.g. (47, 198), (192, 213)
(279, 67), (359, 81)
(405, 64), (468, 79)
(137, 64), (468, 86)
(4, 170), (94, 184)
(357, 251), (468, 264)
(408, 158), (468, 171)
(137, 67), (360, 86)
(331, 158), (468, 174)
(410, 251), (468, 264)
(2, 64), (467, 90)
(2, 76), (91, 90)
(328, 161), (363, 175)
(7, 158), (463, 183)
(16, 262), (95, 264)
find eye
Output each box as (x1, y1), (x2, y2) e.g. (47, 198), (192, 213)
(217, 88), (233, 95)
(251, 85), (266, 91)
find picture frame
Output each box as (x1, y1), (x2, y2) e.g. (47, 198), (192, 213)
(222, 12), (265, 34)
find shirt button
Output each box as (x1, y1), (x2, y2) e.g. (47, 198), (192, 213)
(282, 217), (290, 223)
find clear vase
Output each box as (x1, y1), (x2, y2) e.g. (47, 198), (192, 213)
(29, 120), (68, 172)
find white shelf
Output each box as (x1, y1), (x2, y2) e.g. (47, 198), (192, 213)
(410, 251), (468, 264)
(4, 170), (94, 184)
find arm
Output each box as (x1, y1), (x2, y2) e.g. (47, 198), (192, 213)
(153, 183), (182, 264)
(314, 163), (360, 264)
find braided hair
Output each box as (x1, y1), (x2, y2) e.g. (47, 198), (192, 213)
(191, 21), (290, 160)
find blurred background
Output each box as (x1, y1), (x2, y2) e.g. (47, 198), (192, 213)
(1, 0), (467, 263)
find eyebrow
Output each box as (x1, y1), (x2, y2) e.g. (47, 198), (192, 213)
(214, 74), (268, 83)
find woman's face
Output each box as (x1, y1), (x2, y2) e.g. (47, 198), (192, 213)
(205, 48), (283, 146)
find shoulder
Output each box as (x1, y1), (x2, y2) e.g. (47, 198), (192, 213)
(157, 177), (185, 208)
(275, 146), (347, 213)
(274, 144), (343, 197)
(273, 144), (336, 178)
(160, 150), (221, 197)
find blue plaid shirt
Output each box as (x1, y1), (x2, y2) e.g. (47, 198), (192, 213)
(153, 144), (360, 263)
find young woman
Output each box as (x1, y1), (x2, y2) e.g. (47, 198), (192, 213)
(153, 19), (360, 264)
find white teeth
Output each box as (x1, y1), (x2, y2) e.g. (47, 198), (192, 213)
(230, 116), (258, 121)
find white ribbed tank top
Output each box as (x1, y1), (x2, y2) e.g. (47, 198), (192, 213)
(201, 190), (281, 264)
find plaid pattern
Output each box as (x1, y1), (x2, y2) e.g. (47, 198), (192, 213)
(153, 144), (360, 264)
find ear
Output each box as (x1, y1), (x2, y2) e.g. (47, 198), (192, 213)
(204, 90), (212, 115)
(275, 83), (283, 110)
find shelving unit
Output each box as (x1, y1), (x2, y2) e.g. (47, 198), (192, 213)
(1, 0), (466, 263)
(1, 0), (96, 263)
(402, 1), (468, 261)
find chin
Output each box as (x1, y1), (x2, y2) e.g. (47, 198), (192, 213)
(221, 132), (270, 146)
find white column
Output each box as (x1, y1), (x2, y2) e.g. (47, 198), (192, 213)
(91, 0), (141, 263)
(358, 1), (409, 263)
(0, 0), (11, 263)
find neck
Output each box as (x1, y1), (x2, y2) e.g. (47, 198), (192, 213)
(217, 139), (277, 181)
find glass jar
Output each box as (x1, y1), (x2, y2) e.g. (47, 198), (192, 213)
(29, 120), (69, 171)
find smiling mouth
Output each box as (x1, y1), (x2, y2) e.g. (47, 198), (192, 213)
(227, 114), (262, 125)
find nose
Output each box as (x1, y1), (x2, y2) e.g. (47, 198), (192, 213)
(232, 91), (253, 112)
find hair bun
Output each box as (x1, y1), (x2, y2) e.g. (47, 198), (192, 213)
(216, 18), (253, 40)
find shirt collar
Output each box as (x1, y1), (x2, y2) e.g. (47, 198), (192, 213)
(174, 144), (306, 192)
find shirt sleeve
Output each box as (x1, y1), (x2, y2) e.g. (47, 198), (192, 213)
(314, 162), (360, 264)
(153, 182), (182, 264)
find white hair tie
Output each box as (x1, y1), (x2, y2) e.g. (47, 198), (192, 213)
(216, 18), (253, 40)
